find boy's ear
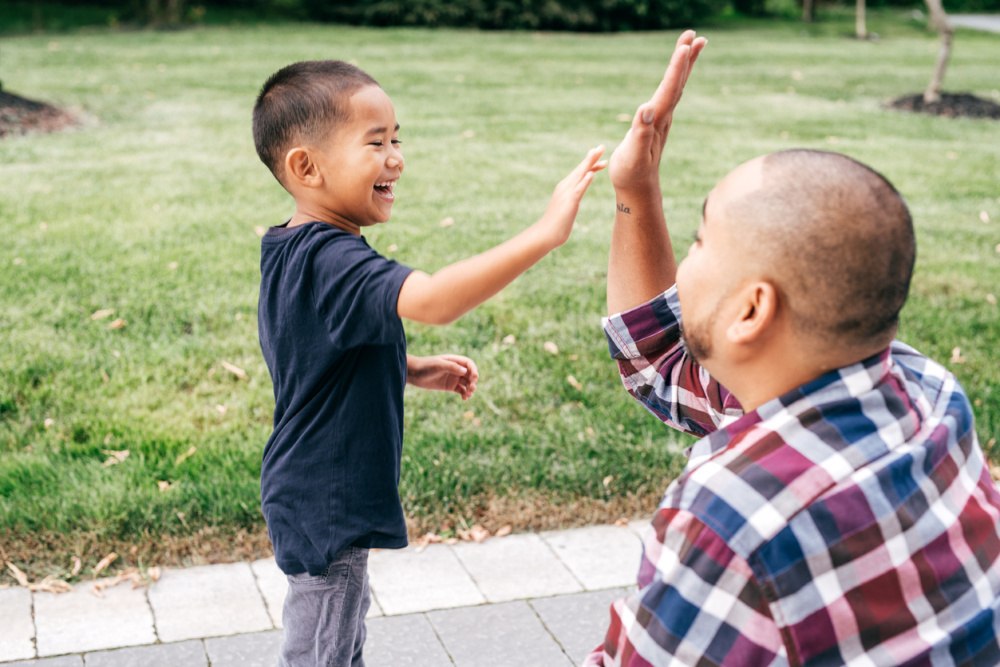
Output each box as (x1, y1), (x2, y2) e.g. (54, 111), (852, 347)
(284, 147), (321, 189)
(726, 280), (777, 346)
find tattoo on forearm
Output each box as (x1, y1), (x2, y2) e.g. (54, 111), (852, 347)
(617, 202), (631, 214)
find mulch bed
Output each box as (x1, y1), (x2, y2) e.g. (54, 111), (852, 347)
(0, 89), (79, 137)
(887, 92), (1000, 120)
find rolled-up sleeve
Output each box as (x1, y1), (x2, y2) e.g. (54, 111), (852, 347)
(602, 286), (741, 438)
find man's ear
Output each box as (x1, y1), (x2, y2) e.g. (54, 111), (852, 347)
(726, 281), (778, 346)
(284, 147), (321, 189)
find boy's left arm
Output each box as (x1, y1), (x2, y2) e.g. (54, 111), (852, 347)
(407, 354), (479, 400)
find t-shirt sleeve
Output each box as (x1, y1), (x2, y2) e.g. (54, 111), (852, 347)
(310, 234), (413, 350)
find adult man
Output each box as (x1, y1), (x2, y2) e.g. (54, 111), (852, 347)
(587, 31), (1000, 666)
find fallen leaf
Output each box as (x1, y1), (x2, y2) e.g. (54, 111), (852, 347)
(502, 334), (516, 346)
(439, 216), (455, 228)
(987, 294), (997, 305)
(71, 556), (82, 577)
(215, 404), (227, 415)
(108, 318), (127, 330)
(43, 418), (55, 429)
(254, 225), (266, 237)
(175, 446), (197, 465)
(543, 341), (559, 355)
(33, 576), (71, 594)
(603, 474), (615, 489)
(614, 517), (629, 527)
(13, 257), (25, 266)
(462, 410), (476, 421)
(167, 261), (179, 271)
(6, 562), (29, 587)
(567, 374), (583, 391)
(146, 566), (161, 582)
(101, 449), (130, 467)
(494, 525), (512, 538)
(461, 129), (475, 139)
(101, 369), (110, 383)
(950, 347), (966, 364)
(90, 308), (115, 321)
(93, 552), (118, 577)
(469, 524), (490, 543)
(221, 361), (247, 380)
(387, 243), (398, 253)
(790, 70), (804, 81)
(157, 480), (172, 491)
(980, 210), (990, 223)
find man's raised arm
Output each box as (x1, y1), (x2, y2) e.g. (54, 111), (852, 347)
(606, 31), (706, 315)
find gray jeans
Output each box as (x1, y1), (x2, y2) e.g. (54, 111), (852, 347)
(278, 546), (371, 667)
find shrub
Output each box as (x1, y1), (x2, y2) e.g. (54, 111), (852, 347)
(300, 0), (728, 31)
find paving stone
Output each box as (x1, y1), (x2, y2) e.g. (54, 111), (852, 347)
(0, 587), (34, 662)
(627, 519), (651, 539)
(148, 563), (272, 643)
(540, 525), (642, 590)
(531, 588), (628, 666)
(0, 656), (82, 666)
(249, 558), (285, 628)
(249, 557), (382, 629)
(451, 534), (582, 603)
(369, 545), (483, 615)
(34, 579), (155, 657)
(83, 640), (207, 667)
(429, 600), (573, 667)
(365, 613), (453, 666)
(204, 630), (281, 667)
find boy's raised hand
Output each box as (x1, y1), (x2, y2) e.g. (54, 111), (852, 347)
(407, 354), (479, 400)
(538, 146), (607, 248)
(609, 30), (706, 194)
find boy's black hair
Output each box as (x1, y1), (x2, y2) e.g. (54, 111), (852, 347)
(252, 60), (379, 182)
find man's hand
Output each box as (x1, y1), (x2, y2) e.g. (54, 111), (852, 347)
(605, 31), (706, 315)
(608, 30), (706, 194)
(407, 354), (479, 400)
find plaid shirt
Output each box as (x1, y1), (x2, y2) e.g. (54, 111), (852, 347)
(586, 286), (1000, 666)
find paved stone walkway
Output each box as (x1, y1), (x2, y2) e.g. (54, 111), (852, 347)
(0, 522), (647, 666)
(949, 13), (1000, 33)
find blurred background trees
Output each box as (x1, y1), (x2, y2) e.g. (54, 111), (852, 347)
(3, 0), (998, 32)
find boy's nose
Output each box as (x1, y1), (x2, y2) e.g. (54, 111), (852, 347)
(386, 147), (404, 170)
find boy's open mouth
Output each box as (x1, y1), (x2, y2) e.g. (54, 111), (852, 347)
(374, 181), (395, 201)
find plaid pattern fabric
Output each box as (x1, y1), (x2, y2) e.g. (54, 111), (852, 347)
(586, 286), (1000, 666)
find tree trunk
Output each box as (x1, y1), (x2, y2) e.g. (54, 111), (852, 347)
(923, 0), (953, 104)
(855, 0), (867, 39)
(802, 0), (815, 23)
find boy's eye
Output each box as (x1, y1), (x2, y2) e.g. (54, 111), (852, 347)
(391, 139), (402, 146)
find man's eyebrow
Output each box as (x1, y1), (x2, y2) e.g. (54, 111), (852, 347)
(365, 123), (401, 135)
(701, 197), (708, 222)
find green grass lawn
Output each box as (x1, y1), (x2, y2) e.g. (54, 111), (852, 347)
(1, 9), (998, 580)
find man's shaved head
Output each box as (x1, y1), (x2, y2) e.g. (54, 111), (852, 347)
(715, 149), (915, 349)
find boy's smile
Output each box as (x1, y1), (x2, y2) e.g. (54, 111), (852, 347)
(299, 84), (404, 232)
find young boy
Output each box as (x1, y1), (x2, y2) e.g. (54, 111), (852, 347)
(251, 60), (604, 666)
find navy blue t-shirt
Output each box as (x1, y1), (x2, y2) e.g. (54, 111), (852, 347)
(257, 222), (413, 575)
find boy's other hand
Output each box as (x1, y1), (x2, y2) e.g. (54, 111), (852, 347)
(609, 30), (706, 195)
(407, 354), (479, 400)
(537, 146), (607, 248)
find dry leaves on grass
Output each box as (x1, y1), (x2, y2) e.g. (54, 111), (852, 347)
(221, 361), (248, 380)
(101, 449), (130, 467)
(90, 308), (114, 321)
(413, 523), (514, 552)
(950, 347), (966, 364)
(91, 566), (161, 597)
(543, 341), (559, 355)
(5, 562), (72, 593)
(175, 446), (197, 466)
